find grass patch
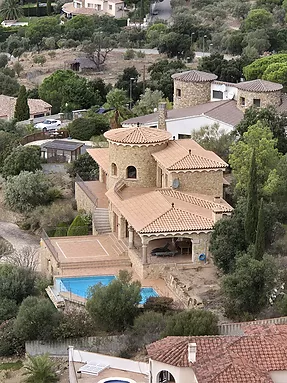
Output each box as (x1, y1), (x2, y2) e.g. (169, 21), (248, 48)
(0, 361), (23, 371)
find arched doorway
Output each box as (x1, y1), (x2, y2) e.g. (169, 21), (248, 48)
(157, 370), (176, 383)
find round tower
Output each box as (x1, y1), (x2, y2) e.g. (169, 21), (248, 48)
(104, 126), (171, 189)
(236, 79), (283, 112)
(172, 70), (218, 109)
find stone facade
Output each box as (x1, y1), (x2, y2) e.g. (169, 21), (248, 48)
(171, 170), (224, 197)
(107, 142), (168, 189)
(236, 89), (282, 112)
(173, 79), (212, 109)
(74, 182), (95, 214)
(158, 102), (167, 130)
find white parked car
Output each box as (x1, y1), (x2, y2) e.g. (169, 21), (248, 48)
(35, 119), (61, 132)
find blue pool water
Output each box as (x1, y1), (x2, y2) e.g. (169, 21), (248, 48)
(55, 275), (158, 304)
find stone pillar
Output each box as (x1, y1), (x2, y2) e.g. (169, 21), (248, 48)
(128, 226), (134, 249)
(158, 102), (167, 130)
(99, 167), (103, 182)
(142, 237), (148, 264)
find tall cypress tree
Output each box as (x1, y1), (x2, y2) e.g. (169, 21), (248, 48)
(14, 85), (30, 122)
(47, 0), (52, 15)
(254, 198), (265, 260)
(245, 149), (258, 244)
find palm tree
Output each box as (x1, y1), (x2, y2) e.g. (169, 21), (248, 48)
(0, 0), (23, 20)
(23, 354), (59, 383)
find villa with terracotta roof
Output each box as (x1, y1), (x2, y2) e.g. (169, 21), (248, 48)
(0, 94), (52, 120)
(68, 122), (232, 281)
(123, 70), (287, 139)
(147, 324), (287, 383)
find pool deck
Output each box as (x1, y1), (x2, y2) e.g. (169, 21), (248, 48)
(74, 364), (148, 383)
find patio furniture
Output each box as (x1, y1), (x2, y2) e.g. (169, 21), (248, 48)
(151, 243), (170, 256)
(152, 250), (178, 257)
(176, 240), (191, 255)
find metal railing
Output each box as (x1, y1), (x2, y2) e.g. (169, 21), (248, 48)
(75, 174), (98, 206)
(218, 316), (287, 335)
(41, 229), (60, 263)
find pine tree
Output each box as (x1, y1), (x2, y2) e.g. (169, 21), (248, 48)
(254, 198), (265, 260)
(245, 150), (258, 244)
(14, 85), (30, 121)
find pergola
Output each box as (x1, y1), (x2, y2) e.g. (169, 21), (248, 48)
(41, 140), (84, 163)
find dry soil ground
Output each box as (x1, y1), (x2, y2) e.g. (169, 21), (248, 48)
(12, 48), (164, 89)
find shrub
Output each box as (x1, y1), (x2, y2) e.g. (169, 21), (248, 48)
(4, 171), (51, 213)
(0, 319), (24, 357)
(53, 222), (69, 237)
(14, 297), (61, 341)
(2, 146), (42, 178)
(137, 50), (145, 58)
(33, 55), (46, 66)
(144, 296), (174, 313)
(0, 298), (18, 324)
(0, 264), (37, 304)
(163, 309), (219, 337)
(53, 308), (96, 339)
(67, 214), (90, 236)
(67, 152), (99, 181)
(86, 270), (141, 332)
(67, 116), (109, 141)
(124, 49), (135, 60)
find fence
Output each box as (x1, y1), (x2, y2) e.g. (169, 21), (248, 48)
(41, 229), (60, 263)
(25, 335), (129, 357)
(218, 315), (287, 335)
(21, 130), (69, 145)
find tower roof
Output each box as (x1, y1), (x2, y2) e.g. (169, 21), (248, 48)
(171, 70), (218, 83)
(236, 79), (283, 92)
(104, 126), (171, 145)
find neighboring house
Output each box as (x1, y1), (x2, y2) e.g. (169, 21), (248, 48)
(147, 324), (287, 383)
(62, 0), (126, 18)
(123, 70), (287, 138)
(0, 95), (52, 120)
(72, 122), (232, 279)
(64, 57), (97, 72)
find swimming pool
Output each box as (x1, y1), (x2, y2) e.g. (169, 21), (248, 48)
(55, 275), (158, 304)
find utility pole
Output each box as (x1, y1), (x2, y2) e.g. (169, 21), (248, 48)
(129, 77), (134, 110)
(143, 65), (146, 93)
(203, 35), (207, 57)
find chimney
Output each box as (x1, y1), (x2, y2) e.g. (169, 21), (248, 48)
(213, 196), (221, 202)
(158, 102), (167, 130)
(188, 343), (197, 363)
(189, 149), (192, 155)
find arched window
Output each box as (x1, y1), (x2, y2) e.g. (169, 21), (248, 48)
(111, 163), (117, 176)
(127, 166), (137, 179)
(158, 370), (176, 383)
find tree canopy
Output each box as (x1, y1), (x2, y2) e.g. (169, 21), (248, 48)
(67, 152), (99, 181)
(86, 270), (141, 332)
(229, 122), (281, 194)
(2, 146), (41, 178)
(68, 116), (109, 141)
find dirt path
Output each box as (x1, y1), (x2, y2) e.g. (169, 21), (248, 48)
(0, 222), (39, 251)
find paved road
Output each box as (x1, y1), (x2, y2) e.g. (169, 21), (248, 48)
(0, 222), (39, 252)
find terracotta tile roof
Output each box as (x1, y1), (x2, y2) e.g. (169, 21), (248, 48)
(104, 126), (171, 145)
(140, 208), (214, 233)
(87, 148), (109, 173)
(122, 100), (243, 129)
(236, 79), (283, 92)
(106, 187), (232, 234)
(0, 95), (51, 119)
(62, 2), (101, 15)
(159, 189), (232, 212)
(172, 70), (218, 82)
(147, 327), (287, 383)
(152, 139), (227, 170)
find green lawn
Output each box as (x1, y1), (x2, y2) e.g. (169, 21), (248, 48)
(0, 361), (23, 371)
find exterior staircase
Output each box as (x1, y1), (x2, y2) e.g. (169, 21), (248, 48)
(93, 208), (111, 234)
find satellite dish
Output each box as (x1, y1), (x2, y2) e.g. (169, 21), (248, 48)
(172, 179), (180, 189)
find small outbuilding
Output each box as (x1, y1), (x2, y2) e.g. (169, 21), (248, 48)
(41, 140), (85, 163)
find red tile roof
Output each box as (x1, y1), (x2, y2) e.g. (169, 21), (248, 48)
(236, 79), (283, 92)
(147, 326), (287, 383)
(172, 70), (218, 83)
(152, 139), (227, 171)
(104, 126), (171, 145)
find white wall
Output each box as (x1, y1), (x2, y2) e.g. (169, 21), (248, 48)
(269, 371), (287, 383)
(150, 359), (197, 383)
(166, 115), (234, 139)
(70, 348), (149, 375)
(211, 83), (238, 102)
